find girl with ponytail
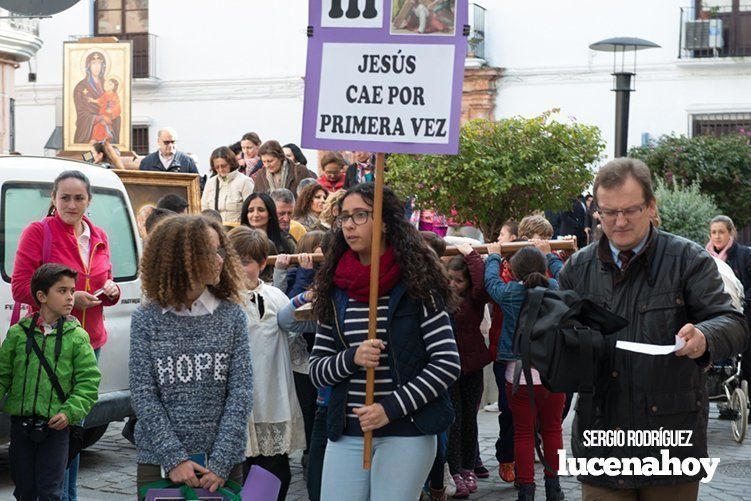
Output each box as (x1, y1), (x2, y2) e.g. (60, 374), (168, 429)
(484, 244), (565, 501)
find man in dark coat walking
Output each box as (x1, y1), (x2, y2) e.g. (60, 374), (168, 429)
(559, 158), (748, 501)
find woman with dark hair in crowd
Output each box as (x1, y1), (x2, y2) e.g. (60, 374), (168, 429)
(241, 193), (296, 255)
(12, 169), (121, 499)
(706, 214), (751, 389)
(89, 141), (123, 169)
(253, 140), (315, 194)
(240, 132), (263, 177)
(707, 215), (751, 297)
(309, 183), (460, 500)
(283, 143), (308, 166)
(201, 146), (254, 225)
(294, 183), (329, 231)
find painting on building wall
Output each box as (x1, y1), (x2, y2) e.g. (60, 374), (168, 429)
(391, 0), (456, 36)
(63, 41), (132, 152)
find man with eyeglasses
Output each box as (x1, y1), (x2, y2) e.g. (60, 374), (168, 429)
(139, 127), (199, 174)
(558, 158), (747, 501)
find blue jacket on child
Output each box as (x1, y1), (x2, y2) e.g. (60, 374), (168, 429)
(484, 253), (558, 362)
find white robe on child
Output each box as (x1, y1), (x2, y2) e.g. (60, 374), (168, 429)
(243, 281), (306, 457)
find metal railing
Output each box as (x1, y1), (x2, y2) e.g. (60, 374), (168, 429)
(679, 4), (751, 58)
(117, 33), (157, 79)
(69, 32), (157, 79)
(468, 2), (485, 60)
(691, 112), (751, 137)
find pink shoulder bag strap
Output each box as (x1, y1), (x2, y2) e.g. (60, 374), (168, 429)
(10, 219), (53, 324)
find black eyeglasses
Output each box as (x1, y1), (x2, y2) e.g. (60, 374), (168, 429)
(596, 203), (647, 223)
(162, 140), (177, 145)
(334, 210), (372, 229)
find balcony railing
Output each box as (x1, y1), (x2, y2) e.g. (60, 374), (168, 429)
(0, 14), (39, 37)
(468, 2), (486, 60)
(118, 33), (157, 79)
(0, 9), (41, 61)
(679, 4), (751, 58)
(69, 33), (157, 79)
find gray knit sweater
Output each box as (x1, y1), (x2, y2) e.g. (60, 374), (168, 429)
(129, 301), (253, 479)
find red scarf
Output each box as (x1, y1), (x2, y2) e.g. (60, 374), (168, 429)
(333, 246), (402, 302)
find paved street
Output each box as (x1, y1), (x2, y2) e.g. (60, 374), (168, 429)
(2, 403), (751, 500)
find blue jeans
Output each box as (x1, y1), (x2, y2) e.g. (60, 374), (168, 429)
(63, 347), (100, 501)
(321, 434), (437, 501)
(9, 416), (70, 500)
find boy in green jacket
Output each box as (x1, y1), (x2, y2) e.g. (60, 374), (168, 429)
(0, 263), (101, 500)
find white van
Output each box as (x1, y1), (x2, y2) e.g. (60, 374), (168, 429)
(0, 156), (142, 446)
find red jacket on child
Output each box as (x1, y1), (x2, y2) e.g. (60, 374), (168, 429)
(11, 214), (119, 349)
(317, 174), (345, 193)
(453, 250), (492, 374)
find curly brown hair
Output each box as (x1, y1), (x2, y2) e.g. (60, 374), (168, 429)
(140, 215), (245, 308)
(294, 183), (329, 218)
(319, 189), (346, 228)
(312, 183), (458, 323)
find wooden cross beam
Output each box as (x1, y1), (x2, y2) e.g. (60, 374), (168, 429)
(264, 239), (577, 266)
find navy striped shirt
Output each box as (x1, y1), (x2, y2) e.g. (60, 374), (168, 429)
(309, 295), (460, 436)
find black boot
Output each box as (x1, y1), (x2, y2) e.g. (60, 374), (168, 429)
(544, 476), (564, 500)
(518, 483), (535, 501)
(121, 416), (137, 445)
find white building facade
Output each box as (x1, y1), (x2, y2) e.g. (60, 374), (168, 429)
(12, 0), (751, 169)
(476, 0), (751, 157)
(15, 0), (309, 172)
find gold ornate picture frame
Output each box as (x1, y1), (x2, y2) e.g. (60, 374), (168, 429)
(113, 170), (201, 237)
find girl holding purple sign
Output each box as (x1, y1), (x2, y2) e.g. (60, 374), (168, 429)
(309, 183), (461, 500)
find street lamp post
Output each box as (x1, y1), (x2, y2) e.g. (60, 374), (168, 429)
(589, 37), (660, 158)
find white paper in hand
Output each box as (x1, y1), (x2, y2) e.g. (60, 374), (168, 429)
(615, 335), (686, 356)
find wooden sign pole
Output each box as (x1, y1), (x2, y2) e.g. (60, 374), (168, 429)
(363, 152), (386, 469)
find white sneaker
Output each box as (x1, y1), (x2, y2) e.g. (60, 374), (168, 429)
(444, 463), (457, 497)
(484, 401), (499, 412)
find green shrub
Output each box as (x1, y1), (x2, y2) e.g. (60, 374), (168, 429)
(386, 111), (604, 239)
(655, 179), (717, 245)
(630, 133), (751, 227)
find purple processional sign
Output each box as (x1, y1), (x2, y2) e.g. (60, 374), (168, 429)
(301, 0), (468, 155)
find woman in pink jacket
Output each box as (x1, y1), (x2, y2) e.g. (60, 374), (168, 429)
(11, 169), (119, 500)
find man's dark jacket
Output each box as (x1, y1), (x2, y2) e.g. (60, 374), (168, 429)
(139, 151), (198, 174)
(559, 228), (748, 489)
(558, 198), (588, 248)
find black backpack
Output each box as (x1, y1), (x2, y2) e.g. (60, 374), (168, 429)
(509, 287), (628, 471)
(511, 288), (628, 398)
(511, 234), (668, 409)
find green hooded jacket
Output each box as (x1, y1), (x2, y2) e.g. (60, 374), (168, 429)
(0, 316), (101, 423)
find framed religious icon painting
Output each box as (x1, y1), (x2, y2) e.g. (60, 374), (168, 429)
(63, 40), (132, 152)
